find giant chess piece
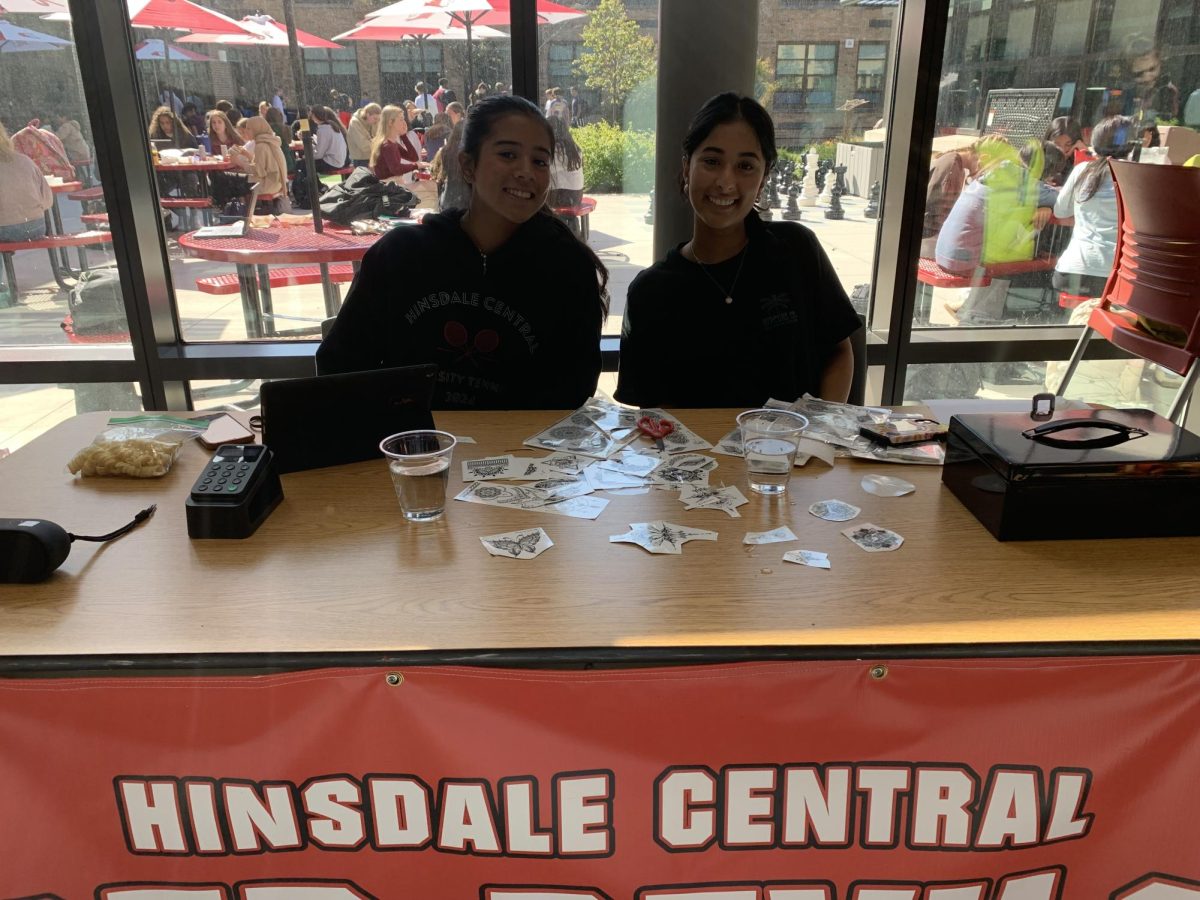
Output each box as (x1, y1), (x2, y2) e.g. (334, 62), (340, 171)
(864, 180), (881, 219)
(818, 160), (835, 205)
(768, 174), (782, 209)
(799, 149), (819, 207)
(782, 183), (803, 221)
(643, 189), (654, 225)
(824, 165), (846, 220)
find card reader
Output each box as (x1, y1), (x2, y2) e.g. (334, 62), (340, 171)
(185, 444), (283, 539)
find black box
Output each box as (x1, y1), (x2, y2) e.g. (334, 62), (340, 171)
(941, 407), (1200, 540)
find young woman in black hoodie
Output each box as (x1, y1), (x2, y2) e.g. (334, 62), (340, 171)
(317, 96), (608, 410)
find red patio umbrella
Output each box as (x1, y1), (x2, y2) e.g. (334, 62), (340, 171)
(178, 13), (341, 50)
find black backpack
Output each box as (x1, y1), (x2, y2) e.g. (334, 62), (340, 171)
(319, 167), (415, 226)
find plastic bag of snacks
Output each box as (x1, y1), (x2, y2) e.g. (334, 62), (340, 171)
(67, 415), (209, 478)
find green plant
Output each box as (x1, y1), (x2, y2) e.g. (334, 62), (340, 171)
(576, 0), (657, 123)
(572, 121), (655, 193)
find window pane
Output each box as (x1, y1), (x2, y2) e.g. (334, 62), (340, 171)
(0, 11), (129, 359)
(0, 384), (142, 455)
(917, 0), (1200, 347)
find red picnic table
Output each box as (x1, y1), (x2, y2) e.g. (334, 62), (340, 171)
(177, 222), (392, 338)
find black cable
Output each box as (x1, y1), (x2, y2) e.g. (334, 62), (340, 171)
(69, 505), (158, 543)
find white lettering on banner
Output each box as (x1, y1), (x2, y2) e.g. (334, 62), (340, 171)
(438, 781), (503, 853)
(303, 777), (366, 848)
(368, 776), (432, 848)
(502, 778), (555, 855)
(856, 767), (912, 846)
(652, 763), (1091, 853)
(782, 766), (852, 847)
(1113, 875), (1200, 898)
(63, 871), (1200, 899)
(976, 770), (1041, 848)
(117, 779), (188, 853)
(724, 767), (777, 847)
(224, 783), (303, 852)
(912, 767), (976, 848)
(656, 768), (718, 850)
(187, 781), (225, 854)
(557, 771), (613, 855)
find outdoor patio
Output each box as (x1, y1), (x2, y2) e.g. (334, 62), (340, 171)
(0, 188), (1164, 454)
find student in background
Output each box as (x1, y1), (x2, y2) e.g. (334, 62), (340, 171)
(547, 115), (584, 235)
(616, 93), (859, 408)
(264, 106), (295, 177)
(0, 121), (53, 243)
(369, 104), (425, 183)
(308, 105), (349, 173)
(318, 96), (608, 410)
(347, 102), (381, 169)
(205, 109), (241, 158)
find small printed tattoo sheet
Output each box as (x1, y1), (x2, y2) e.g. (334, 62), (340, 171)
(809, 499), (861, 522)
(678, 484), (749, 518)
(842, 523), (904, 552)
(783, 549), (831, 569)
(743, 526), (798, 545)
(609, 521), (718, 555)
(480, 527), (553, 559)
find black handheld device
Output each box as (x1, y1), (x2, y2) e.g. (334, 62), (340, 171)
(185, 444), (283, 539)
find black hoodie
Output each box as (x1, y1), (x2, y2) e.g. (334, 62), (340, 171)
(316, 209), (603, 410)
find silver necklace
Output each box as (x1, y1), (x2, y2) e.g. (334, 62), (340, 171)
(691, 243), (748, 305)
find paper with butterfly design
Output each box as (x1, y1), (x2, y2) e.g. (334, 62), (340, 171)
(608, 521), (718, 555)
(678, 484), (749, 518)
(480, 528), (553, 559)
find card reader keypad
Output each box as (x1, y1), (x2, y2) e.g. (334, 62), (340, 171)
(190, 445), (264, 500)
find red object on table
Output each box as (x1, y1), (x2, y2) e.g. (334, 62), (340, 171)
(48, 181), (82, 194)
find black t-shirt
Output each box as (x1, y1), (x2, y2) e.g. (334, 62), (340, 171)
(615, 217), (861, 409)
(316, 210), (603, 410)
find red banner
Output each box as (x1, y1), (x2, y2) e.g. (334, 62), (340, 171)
(2, 657), (1200, 898)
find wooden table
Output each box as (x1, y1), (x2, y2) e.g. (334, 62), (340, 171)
(2, 408), (1199, 664)
(177, 223), (382, 338)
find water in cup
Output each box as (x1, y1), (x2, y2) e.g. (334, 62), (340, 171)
(736, 408), (810, 495)
(388, 456), (450, 521)
(743, 437), (799, 494)
(380, 429), (457, 522)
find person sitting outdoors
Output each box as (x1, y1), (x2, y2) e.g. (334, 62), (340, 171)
(0, 121), (53, 244)
(1044, 117), (1087, 187)
(547, 115), (584, 235)
(227, 116), (289, 214)
(52, 112), (90, 169)
(347, 102), (381, 169)
(215, 99), (236, 118)
(317, 95), (608, 410)
(263, 106), (295, 177)
(180, 102), (205, 136)
(369, 104), (428, 184)
(148, 105), (198, 151)
(205, 109), (241, 158)
(615, 93), (860, 408)
(921, 140), (979, 258)
(424, 111), (451, 164)
(936, 137), (1059, 325)
(433, 102), (468, 211)
(308, 105), (349, 174)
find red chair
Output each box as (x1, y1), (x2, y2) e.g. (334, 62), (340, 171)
(1055, 159), (1200, 422)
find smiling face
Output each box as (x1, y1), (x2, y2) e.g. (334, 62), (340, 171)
(683, 119), (768, 238)
(461, 112), (552, 230)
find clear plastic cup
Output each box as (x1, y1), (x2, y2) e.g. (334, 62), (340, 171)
(736, 409), (810, 495)
(380, 430), (457, 522)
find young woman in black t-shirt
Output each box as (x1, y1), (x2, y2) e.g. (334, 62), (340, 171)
(615, 93), (860, 409)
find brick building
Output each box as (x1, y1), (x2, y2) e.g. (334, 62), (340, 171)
(186, 0), (896, 149)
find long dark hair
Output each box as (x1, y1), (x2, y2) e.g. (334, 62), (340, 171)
(549, 115), (582, 171)
(1076, 115), (1135, 202)
(461, 95), (609, 321)
(310, 105), (347, 138)
(680, 92), (778, 196)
